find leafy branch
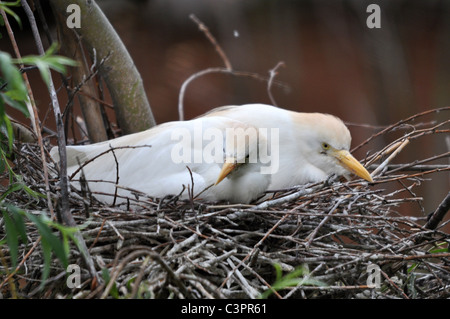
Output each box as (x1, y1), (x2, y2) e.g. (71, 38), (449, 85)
(12, 42), (78, 87)
(1, 203), (81, 290)
(0, 9), (89, 295)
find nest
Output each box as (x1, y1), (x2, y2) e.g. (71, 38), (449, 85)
(1, 110), (449, 299)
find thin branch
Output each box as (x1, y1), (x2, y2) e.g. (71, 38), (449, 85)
(109, 144), (120, 207)
(21, 0), (99, 283)
(0, 8), (54, 218)
(425, 192), (450, 230)
(21, 0), (69, 222)
(190, 14), (232, 70)
(267, 61), (285, 107)
(67, 145), (152, 180)
(371, 138), (410, 177)
(351, 106), (450, 153)
(178, 67), (288, 121)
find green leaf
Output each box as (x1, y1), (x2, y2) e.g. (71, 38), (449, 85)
(3, 204), (28, 245)
(22, 184), (46, 200)
(1, 92), (28, 115)
(2, 210), (19, 269)
(0, 204), (81, 290)
(0, 183), (23, 201)
(259, 263), (328, 299)
(429, 242), (448, 254)
(49, 221), (79, 260)
(14, 44), (78, 88)
(25, 212), (69, 270)
(0, 1), (22, 29)
(0, 52), (28, 106)
(0, 105), (14, 151)
(102, 268), (119, 299)
(39, 234), (52, 288)
(35, 60), (51, 87)
(11, 209), (28, 245)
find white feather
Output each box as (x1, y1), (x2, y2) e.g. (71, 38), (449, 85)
(203, 104), (371, 189)
(51, 116), (271, 206)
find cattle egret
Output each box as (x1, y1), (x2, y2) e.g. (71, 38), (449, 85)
(202, 104), (373, 190)
(50, 116), (271, 205)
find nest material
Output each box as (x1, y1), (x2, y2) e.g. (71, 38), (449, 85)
(1, 112), (449, 299)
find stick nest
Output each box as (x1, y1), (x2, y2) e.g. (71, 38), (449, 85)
(1, 111), (449, 299)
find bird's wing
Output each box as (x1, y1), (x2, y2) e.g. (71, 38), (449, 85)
(50, 116), (252, 203)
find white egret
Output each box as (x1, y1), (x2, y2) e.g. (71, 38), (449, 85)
(50, 116), (271, 206)
(202, 104), (373, 190)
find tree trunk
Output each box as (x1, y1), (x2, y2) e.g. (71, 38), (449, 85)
(49, 0), (156, 135)
(53, 9), (109, 143)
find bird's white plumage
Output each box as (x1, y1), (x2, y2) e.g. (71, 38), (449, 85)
(50, 116), (271, 206)
(203, 104), (372, 189)
(51, 103), (371, 207)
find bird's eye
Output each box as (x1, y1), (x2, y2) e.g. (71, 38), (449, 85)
(322, 142), (330, 150)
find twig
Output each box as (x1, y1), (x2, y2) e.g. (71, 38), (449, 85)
(109, 144), (120, 206)
(305, 197), (346, 249)
(226, 257), (259, 298)
(370, 138), (410, 177)
(0, 8), (37, 134)
(178, 67), (229, 121)
(67, 145), (152, 180)
(178, 67), (288, 121)
(351, 106), (449, 153)
(219, 212), (291, 290)
(0, 236), (41, 290)
(380, 270), (410, 299)
(21, 0), (69, 222)
(190, 14), (232, 70)
(21, 0), (99, 283)
(425, 192), (450, 230)
(368, 164), (449, 172)
(130, 255), (150, 298)
(0, 8), (54, 218)
(267, 61), (285, 107)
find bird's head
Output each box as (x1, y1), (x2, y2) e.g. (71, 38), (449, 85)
(297, 113), (373, 183)
(215, 123), (268, 185)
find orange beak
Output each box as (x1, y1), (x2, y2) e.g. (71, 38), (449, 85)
(333, 150), (373, 182)
(215, 159), (237, 185)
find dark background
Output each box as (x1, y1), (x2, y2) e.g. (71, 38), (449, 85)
(1, 0), (449, 222)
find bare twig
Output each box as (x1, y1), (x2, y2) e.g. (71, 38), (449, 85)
(109, 145), (120, 206)
(190, 14), (232, 70)
(267, 61), (285, 107)
(178, 67), (288, 121)
(370, 138), (410, 177)
(425, 192), (450, 230)
(352, 106), (449, 153)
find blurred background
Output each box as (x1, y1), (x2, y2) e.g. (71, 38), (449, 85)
(1, 0), (449, 220)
